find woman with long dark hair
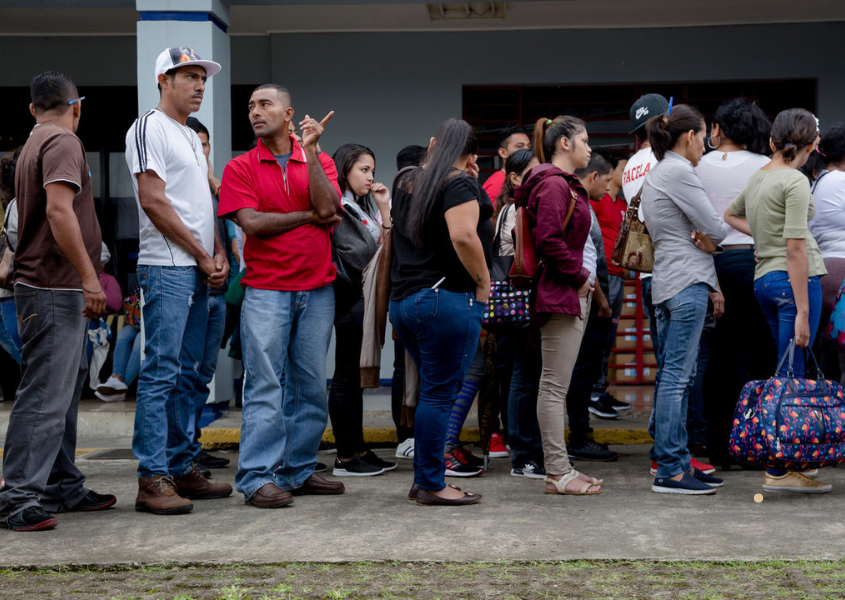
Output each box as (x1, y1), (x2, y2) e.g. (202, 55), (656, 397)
(518, 115), (603, 495)
(642, 104), (727, 495)
(329, 143), (396, 477)
(390, 118), (492, 506)
(726, 108), (830, 493)
(695, 98), (776, 469)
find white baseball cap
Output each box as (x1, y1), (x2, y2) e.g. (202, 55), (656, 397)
(154, 47), (221, 83)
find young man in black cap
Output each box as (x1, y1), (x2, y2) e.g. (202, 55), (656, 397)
(589, 93), (669, 422)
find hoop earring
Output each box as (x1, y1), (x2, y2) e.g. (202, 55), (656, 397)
(707, 135), (721, 150)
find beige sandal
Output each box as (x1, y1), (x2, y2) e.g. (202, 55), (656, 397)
(545, 470), (602, 495)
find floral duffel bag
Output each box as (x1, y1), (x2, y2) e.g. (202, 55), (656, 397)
(729, 341), (845, 470)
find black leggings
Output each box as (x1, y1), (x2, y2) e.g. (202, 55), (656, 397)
(328, 297), (367, 458)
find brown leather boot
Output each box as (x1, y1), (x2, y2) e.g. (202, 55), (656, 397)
(173, 464), (233, 500)
(136, 476), (194, 515)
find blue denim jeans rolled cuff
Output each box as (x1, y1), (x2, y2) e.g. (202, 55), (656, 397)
(754, 271), (823, 378)
(236, 285), (334, 500)
(112, 325), (141, 385)
(0, 296), (22, 364)
(653, 283), (709, 479)
(133, 265), (209, 479)
(390, 288), (484, 492)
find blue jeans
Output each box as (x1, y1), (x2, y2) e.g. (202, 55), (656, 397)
(187, 293), (228, 452)
(112, 325), (141, 386)
(754, 271), (823, 377)
(0, 296), (22, 364)
(653, 283), (710, 478)
(390, 288), (484, 491)
(236, 285), (335, 499)
(134, 265), (209, 479)
(507, 328), (544, 468)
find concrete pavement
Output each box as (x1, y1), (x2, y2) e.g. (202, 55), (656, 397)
(3, 445), (845, 566)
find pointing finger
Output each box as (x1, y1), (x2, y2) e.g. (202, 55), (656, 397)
(319, 111), (335, 127)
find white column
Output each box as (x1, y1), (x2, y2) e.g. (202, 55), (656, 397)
(135, 0), (231, 179)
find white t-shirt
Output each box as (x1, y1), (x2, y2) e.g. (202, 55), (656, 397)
(125, 109), (215, 267)
(696, 150), (769, 246)
(622, 146), (658, 279)
(809, 169), (845, 260)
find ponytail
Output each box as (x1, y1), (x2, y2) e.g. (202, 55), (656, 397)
(533, 115), (586, 164)
(644, 104), (704, 161)
(770, 108), (819, 163)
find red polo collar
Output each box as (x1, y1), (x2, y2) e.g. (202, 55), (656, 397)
(256, 135), (307, 163)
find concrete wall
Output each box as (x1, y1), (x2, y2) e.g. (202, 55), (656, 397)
(265, 22), (844, 185)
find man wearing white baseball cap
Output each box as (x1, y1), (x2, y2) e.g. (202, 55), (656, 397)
(124, 46), (231, 515)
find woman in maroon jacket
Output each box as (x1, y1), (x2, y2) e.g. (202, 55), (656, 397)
(516, 116), (604, 495)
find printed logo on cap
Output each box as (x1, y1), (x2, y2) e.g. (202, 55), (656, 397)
(635, 107), (649, 120)
(169, 47), (202, 66)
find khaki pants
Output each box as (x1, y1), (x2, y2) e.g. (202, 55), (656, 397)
(537, 295), (591, 475)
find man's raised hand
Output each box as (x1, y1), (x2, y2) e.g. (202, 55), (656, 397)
(300, 111), (334, 149)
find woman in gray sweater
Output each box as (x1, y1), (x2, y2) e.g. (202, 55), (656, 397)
(641, 104), (727, 496)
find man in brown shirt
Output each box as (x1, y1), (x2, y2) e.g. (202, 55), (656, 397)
(0, 71), (115, 532)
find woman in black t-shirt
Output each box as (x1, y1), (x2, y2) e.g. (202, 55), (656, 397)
(389, 118), (492, 506)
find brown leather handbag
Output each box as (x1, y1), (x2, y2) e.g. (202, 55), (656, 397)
(611, 187), (654, 273)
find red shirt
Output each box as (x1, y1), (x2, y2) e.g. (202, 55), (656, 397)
(482, 170), (506, 204)
(590, 192), (627, 277)
(218, 137), (341, 291)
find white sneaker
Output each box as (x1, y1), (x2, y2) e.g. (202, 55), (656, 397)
(97, 375), (128, 394)
(395, 438), (414, 460)
(95, 390), (125, 403)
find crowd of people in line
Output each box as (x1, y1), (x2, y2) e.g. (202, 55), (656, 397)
(1, 43), (843, 531)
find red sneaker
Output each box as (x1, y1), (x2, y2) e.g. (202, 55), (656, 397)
(691, 457), (716, 475)
(489, 433), (509, 458)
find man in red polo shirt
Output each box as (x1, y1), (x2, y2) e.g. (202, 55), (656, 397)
(219, 84), (343, 509)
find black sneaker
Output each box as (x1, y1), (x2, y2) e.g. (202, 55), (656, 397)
(452, 445), (484, 467)
(315, 462), (327, 474)
(318, 440), (337, 455)
(510, 461), (546, 479)
(195, 451), (230, 469)
(2, 507), (58, 531)
(652, 472), (716, 495)
(68, 490), (117, 512)
(588, 395), (621, 419)
(603, 392), (632, 411)
(332, 455), (384, 477)
(567, 439), (619, 462)
(360, 450), (397, 472)
(445, 452), (484, 477)
(693, 468), (724, 488)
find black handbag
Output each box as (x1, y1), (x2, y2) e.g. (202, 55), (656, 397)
(331, 204), (379, 317)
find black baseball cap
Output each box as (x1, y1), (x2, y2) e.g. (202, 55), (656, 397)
(629, 94), (669, 134)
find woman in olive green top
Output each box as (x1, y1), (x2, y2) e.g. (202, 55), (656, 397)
(725, 108), (830, 495)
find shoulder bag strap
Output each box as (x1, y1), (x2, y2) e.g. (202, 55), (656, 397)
(811, 170), (832, 194)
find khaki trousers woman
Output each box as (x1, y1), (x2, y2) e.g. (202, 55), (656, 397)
(537, 295), (590, 475)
